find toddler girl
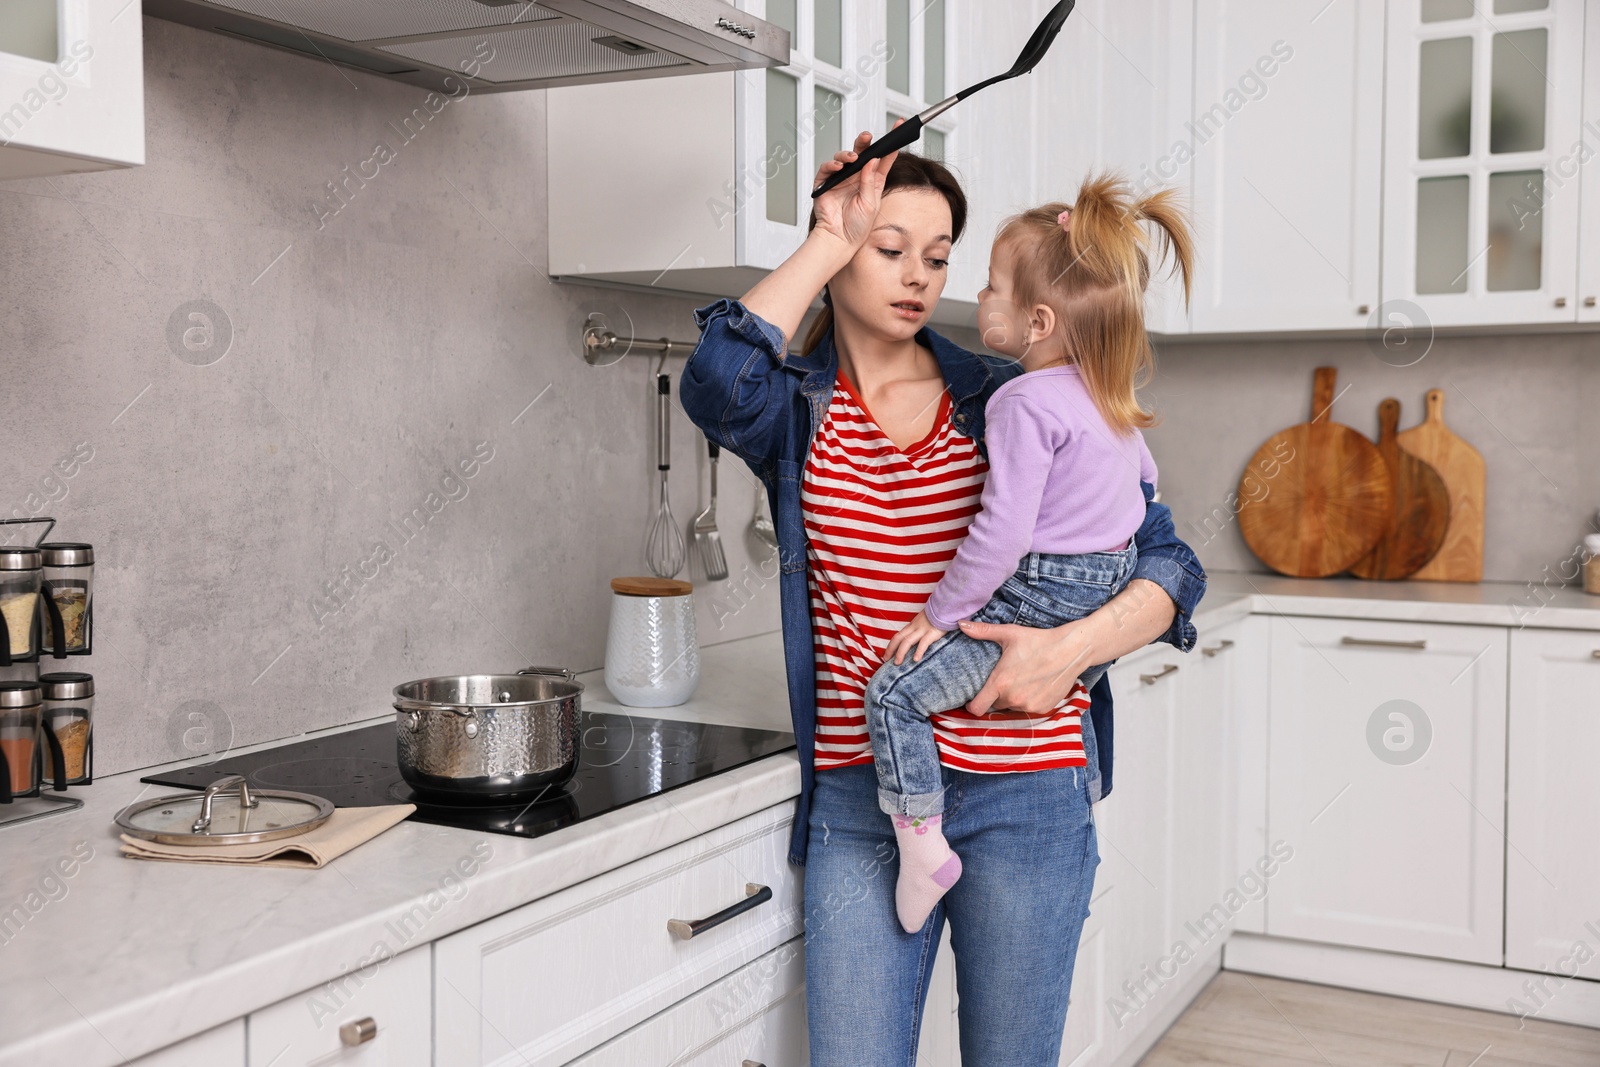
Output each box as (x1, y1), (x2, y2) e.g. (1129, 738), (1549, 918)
(863, 174), (1195, 932)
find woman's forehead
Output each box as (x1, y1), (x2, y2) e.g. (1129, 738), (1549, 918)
(877, 188), (953, 242)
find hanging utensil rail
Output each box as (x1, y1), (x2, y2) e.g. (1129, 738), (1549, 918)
(582, 318), (699, 367)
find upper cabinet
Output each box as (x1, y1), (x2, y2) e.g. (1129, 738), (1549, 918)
(548, 1), (976, 324)
(1189, 0), (1385, 333)
(1382, 0), (1587, 327)
(1578, 0), (1600, 322)
(0, 0), (144, 179)
(1036, 0), (1195, 335)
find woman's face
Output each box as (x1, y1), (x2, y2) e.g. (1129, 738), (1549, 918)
(828, 188), (953, 344)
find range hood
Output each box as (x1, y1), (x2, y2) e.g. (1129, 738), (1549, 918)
(146, 0), (789, 94)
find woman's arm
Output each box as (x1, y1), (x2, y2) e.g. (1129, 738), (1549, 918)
(959, 578), (1175, 716)
(960, 483), (1207, 716)
(741, 128), (904, 345)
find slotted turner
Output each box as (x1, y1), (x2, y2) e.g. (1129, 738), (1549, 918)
(691, 440), (729, 581)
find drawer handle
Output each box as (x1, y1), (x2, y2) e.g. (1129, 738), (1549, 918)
(339, 1017), (377, 1047)
(1201, 639), (1235, 658)
(1591, 650), (1600, 659)
(667, 883), (772, 941)
(1340, 636), (1427, 650)
(1140, 664), (1179, 685)
(742, 1062), (768, 1067)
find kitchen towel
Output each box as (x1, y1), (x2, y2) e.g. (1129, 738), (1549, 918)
(118, 804), (415, 869)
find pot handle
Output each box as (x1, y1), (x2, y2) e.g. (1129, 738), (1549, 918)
(517, 665), (576, 681)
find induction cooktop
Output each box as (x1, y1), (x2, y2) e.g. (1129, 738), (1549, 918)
(140, 711), (795, 839)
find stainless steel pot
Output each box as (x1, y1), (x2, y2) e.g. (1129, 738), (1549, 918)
(393, 666), (582, 800)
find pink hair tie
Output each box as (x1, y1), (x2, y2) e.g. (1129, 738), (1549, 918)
(1057, 208), (1072, 229)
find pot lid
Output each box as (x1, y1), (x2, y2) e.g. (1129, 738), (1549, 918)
(115, 775), (333, 846)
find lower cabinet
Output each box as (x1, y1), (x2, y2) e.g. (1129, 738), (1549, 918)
(248, 943), (431, 1067)
(434, 802), (802, 1067)
(1506, 628), (1600, 980)
(567, 937), (808, 1067)
(123, 1021), (245, 1067)
(1266, 617), (1507, 964)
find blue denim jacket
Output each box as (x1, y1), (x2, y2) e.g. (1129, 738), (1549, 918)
(680, 298), (1207, 865)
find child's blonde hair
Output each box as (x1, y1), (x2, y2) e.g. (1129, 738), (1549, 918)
(996, 173), (1194, 435)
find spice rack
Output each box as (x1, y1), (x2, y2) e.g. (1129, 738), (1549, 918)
(0, 517), (95, 828)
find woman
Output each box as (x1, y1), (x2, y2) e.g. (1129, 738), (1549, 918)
(680, 133), (1206, 1065)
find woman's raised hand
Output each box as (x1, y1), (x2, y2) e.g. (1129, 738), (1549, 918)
(811, 126), (902, 251)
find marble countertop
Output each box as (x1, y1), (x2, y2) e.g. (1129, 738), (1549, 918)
(0, 631), (799, 1067)
(3, 572), (1594, 1064)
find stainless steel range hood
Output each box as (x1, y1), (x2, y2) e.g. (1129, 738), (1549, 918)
(146, 0), (789, 94)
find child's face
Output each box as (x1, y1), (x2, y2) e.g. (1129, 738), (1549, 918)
(976, 241), (1031, 361)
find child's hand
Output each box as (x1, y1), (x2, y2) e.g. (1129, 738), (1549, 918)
(886, 611), (949, 666)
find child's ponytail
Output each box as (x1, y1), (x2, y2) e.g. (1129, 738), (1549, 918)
(999, 173), (1194, 435)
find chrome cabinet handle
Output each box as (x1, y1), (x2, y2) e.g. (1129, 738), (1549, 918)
(668, 883), (772, 940)
(1340, 636), (1427, 650)
(741, 1062), (768, 1067)
(1201, 639), (1235, 658)
(1140, 664), (1179, 685)
(1591, 649), (1600, 660)
(339, 1017), (377, 1046)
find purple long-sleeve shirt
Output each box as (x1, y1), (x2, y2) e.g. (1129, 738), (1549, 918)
(923, 366), (1157, 632)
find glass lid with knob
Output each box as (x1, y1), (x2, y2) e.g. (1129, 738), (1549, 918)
(115, 774), (334, 846)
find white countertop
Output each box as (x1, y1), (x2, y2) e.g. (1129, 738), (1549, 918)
(4, 572), (1595, 1064)
(0, 631), (798, 1067)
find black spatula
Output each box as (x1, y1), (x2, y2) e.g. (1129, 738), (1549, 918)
(811, 0), (1076, 200)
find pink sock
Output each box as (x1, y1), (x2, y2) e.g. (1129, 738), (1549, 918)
(891, 813), (962, 933)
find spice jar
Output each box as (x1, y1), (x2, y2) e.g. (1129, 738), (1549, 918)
(39, 543), (93, 655)
(1584, 535), (1600, 596)
(39, 672), (93, 787)
(0, 682), (44, 801)
(0, 548), (42, 665)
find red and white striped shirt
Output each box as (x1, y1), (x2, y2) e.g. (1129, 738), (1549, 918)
(803, 372), (1089, 774)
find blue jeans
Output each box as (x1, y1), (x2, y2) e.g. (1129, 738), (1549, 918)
(863, 546), (1138, 817)
(803, 761), (1100, 1066)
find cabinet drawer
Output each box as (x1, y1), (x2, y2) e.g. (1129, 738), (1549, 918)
(435, 802), (802, 1067)
(568, 937), (807, 1067)
(125, 1021), (245, 1067)
(248, 944), (430, 1067)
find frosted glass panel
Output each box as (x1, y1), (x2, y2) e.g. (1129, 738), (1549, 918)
(0, 0), (58, 63)
(1487, 170), (1543, 291)
(924, 128), (945, 161)
(815, 87), (843, 163)
(923, 0), (945, 100)
(1491, 30), (1547, 154)
(1422, 0), (1474, 20)
(886, 0), (910, 95)
(1417, 176), (1471, 294)
(1419, 38), (1473, 159)
(1495, 0), (1547, 12)
(767, 70), (799, 226)
(815, 0), (842, 66)
(766, 0), (796, 37)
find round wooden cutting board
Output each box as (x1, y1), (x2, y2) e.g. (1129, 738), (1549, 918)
(1237, 367), (1393, 578)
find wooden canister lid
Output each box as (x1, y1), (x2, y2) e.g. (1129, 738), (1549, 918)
(611, 576), (694, 597)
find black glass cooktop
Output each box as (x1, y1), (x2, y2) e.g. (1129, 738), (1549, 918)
(140, 712), (794, 839)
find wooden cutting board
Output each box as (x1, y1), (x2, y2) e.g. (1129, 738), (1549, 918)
(1349, 398), (1452, 580)
(1238, 367), (1393, 578)
(1394, 388), (1486, 582)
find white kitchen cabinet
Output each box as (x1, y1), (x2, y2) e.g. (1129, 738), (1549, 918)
(1221, 615), (1272, 936)
(1506, 628), (1600, 980)
(1189, 0), (1385, 333)
(1266, 617), (1507, 965)
(434, 802), (802, 1067)
(548, 1), (975, 324)
(0, 0), (144, 179)
(123, 1022), (245, 1067)
(1579, 1), (1600, 324)
(1382, 0), (1587, 327)
(247, 944), (430, 1067)
(567, 936), (808, 1066)
(1033, 0), (1195, 336)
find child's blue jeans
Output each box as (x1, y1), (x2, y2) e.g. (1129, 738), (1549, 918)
(863, 544), (1138, 818)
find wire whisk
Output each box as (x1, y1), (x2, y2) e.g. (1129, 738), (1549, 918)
(646, 371), (687, 579)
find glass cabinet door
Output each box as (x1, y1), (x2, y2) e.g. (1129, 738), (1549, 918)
(1383, 0), (1584, 325)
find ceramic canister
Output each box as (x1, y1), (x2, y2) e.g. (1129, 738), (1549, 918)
(604, 577), (700, 707)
